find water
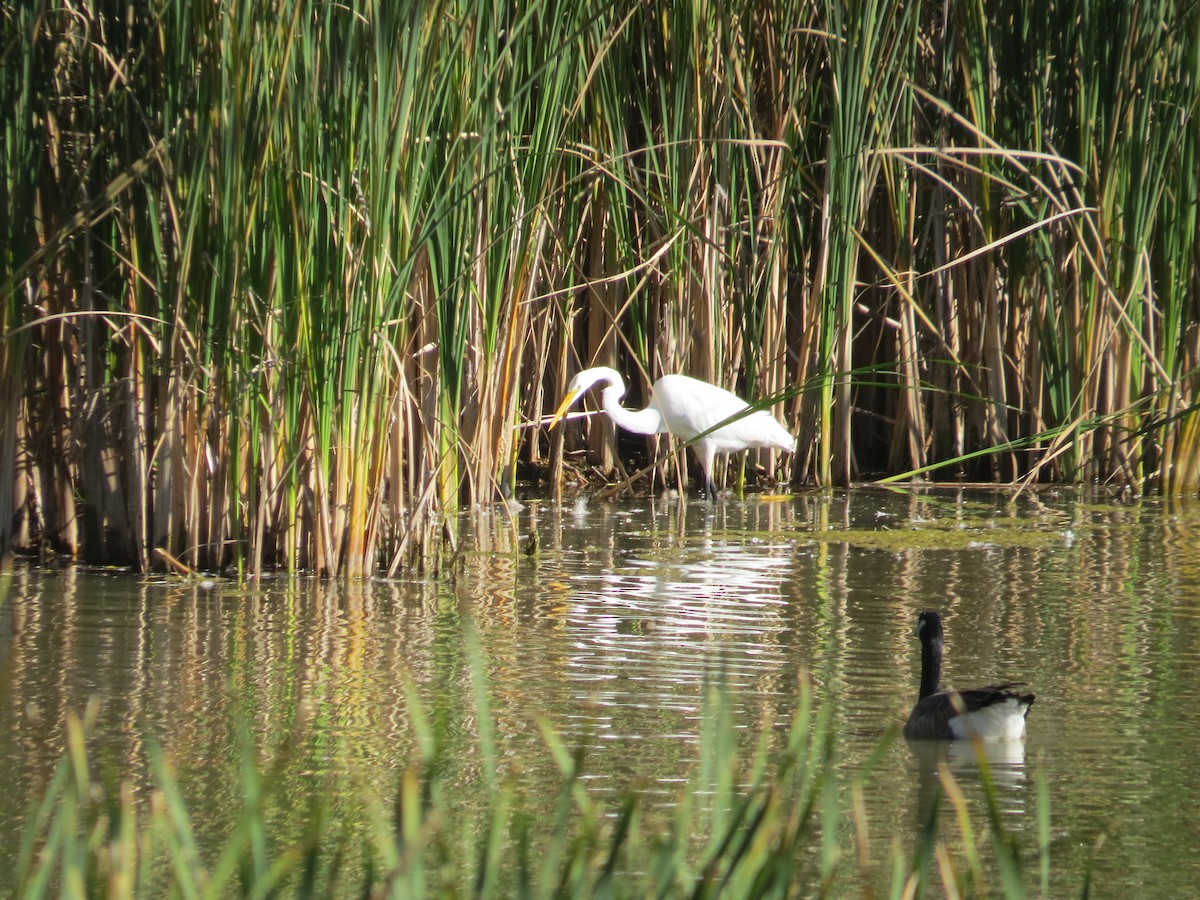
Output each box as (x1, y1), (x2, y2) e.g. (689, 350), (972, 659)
(2, 486), (1199, 894)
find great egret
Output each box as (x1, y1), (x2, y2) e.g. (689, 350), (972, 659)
(903, 611), (1035, 741)
(547, 366), (795, 499)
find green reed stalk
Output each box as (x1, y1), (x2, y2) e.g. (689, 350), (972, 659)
(1142, 11), (1200, 491)
(0, 4), (39, 556)
(814, 0), (916, 486)
(747, 1), (817, 487)
(1071, 3), (1174, 484)
(566, 10), (643, 479)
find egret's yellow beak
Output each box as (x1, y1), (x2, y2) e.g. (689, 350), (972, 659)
(547, 389), (582, 429)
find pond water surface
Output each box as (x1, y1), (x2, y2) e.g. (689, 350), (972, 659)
(2, 486), (1199, 894)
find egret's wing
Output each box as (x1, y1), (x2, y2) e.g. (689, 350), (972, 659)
(651, 375), (750, 442)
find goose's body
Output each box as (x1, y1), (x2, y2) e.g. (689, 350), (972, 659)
(903, 611), (1034, 741)
(548, 367), (794, 499)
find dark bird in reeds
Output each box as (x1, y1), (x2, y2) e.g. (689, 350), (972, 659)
(547, 366), (794, 500)
(903, 610), (1035, 741)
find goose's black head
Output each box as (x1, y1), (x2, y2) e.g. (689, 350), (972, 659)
(916, 610), (944, 646)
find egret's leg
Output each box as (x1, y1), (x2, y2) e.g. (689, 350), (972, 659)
(704, 476), (719, 502)
(698, 443), (718, 502)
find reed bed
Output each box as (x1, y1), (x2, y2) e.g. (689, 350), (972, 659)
(2, 0), (1198, 573)
(13, 670), (1055, 898)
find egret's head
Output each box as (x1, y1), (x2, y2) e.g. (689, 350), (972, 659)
(547, 367), (624, 429)
(547, 384), (585, 429)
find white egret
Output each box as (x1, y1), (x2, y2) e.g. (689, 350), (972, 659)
(547, 366), (795, 499)
(903, 611), (1035, 741)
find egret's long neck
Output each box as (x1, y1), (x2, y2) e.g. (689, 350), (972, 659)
(919, 636), (943, 699)
(601, 386), (663, 435)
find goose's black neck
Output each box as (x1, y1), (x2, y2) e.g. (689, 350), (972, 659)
(916, 612), (945, 699)
(919, 633), (943, 699)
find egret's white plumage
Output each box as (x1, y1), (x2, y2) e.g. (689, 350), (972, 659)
(903, 610), (1035, 742)
(548, 366), (794, 499)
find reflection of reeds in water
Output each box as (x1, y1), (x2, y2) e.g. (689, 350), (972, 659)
(2, 2), (1199, 572)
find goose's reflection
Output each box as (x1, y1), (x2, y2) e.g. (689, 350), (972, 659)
(0, 567), (13, 675)
(908, 738), (1030, 827)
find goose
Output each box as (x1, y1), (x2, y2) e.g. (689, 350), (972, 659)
(903, 610), (1034, 741)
